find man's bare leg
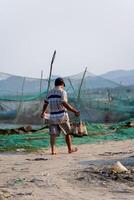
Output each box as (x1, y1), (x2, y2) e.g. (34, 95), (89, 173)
(50, 135), (57, 155)
(65, 134), (77, 153)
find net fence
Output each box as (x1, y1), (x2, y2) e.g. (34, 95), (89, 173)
(0, 119), (134, 151)
(0, 71), (134, 150)
(0, 71), (134, 124)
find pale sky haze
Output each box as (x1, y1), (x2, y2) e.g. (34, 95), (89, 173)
(0, 0), (134, 78)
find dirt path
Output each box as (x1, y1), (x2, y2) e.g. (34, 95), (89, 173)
(0, 140), (134, 200)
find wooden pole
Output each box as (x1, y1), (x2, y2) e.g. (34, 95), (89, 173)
(39, 70), (43, 98)
(68, 77), (75, 94)
(77, 67), (87, 103)
(46, 50), (56, 95)
(14, 77), (26, 123)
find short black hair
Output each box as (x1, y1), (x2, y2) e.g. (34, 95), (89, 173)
(55, 77), (65, 87)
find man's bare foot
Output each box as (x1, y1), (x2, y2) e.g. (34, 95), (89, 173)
(68, 147), (78, 154)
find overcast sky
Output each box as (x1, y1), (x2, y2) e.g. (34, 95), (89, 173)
(0, 0), (134, 78)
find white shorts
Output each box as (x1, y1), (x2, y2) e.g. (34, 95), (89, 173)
(49, 121), (71, 136)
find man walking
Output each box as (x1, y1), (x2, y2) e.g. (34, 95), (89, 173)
(41, 77), (80, 155)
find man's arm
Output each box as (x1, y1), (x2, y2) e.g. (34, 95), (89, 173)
(62, 102), (80, 117)
(40, 101), (48, 118)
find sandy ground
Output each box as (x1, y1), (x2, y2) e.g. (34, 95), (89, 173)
(0, 140), (134, 200)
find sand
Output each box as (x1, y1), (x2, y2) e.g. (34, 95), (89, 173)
(0, 140), (134, 200)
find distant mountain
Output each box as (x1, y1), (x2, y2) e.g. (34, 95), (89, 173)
(49, 75), (60, 80)
(101, 69), (134, 85)
(64, 71), (119, 91)
(65, 71), (95, 80)
(0, 72), (11, 80)
(0, 72), (48, 95)
(1, 69), (133, 97)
